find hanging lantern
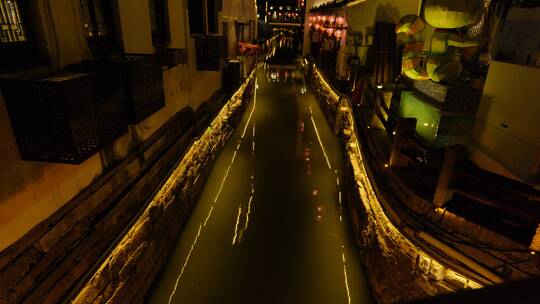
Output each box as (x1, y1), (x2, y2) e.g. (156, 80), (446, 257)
(326, 28), (335, 35)
(336, 16), (345, 26)
(314, 23), (321, 31)
(329, 15), (336, 24)
(316, 15), (322, 21)
(334, 29), (343, 38)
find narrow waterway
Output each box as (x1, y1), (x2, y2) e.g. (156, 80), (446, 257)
(148, 60), (373, 304)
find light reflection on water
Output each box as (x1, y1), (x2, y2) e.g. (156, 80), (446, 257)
(147, 53), (373, 304)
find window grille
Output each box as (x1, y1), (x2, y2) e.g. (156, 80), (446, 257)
(148, 0), (170, 45)
(188, 0), (205, 35)
(80, 0), (112, 38)
(195, 35), (224, 71)
(0, 0), (26, 43)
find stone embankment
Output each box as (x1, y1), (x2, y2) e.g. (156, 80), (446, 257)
(72, 73), (256, 304)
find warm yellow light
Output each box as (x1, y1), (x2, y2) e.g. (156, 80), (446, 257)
(311, 62), (486, 292)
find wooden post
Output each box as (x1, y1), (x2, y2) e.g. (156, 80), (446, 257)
(433, 145), (466, 207)
(389, 118), (417, 167)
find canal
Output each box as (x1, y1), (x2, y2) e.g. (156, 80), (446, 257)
(148, 57), (373, 304)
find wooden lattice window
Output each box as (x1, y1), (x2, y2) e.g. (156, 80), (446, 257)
(81, 0), (113, 38)
(0, 0), (26, 43)
(195, 35), (224, 71)
(188, 0), (205, 35)
(0, 0), (39, 69)
(148, 0), (170, 46)
(80, 0), (119, 59)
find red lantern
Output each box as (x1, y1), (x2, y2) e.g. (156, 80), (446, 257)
(329, 15), (336, 24)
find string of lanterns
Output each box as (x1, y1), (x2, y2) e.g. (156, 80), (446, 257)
(308, 14), (347, 38)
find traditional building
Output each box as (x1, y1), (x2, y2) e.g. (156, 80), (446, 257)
(0, 1), (256, 303)
(303, 0), (540, 302)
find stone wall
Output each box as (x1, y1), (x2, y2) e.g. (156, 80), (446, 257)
(71, 75), (257, 304)
(309, 61), (540, 303)
(0, 107), (196, 304)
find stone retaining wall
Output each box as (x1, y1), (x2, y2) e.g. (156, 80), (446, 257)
(0, 107), (197, 304)
(71, 75), (257, 303)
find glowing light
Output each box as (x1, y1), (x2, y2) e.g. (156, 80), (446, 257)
(342, 252), (352, 304)
(310, 105), (333, 170)
(329, 15), (336, 24)
(309, 63), (486, 291)
(313, 66), (339, 101)
(392, 131), (396, 135)
(236, 195), (254, 243)
(168, 224), (202, 304)
(384, 164), (389, 168)
(334, 30), (343, 38)
(232, 206), (242, 245)
(376, 84), (383, 89)
(167, 72), (259, 301)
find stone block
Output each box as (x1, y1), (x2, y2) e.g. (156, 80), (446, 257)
(119, 242), (148, 281)
(92, 294), (104, 304)
(0, 246), (40, 297)
(74, 183), (113, 221)
(413, 80), (481, 114)
(107, 281), (128, 304)
(37, 215), (78, 253)
(102, 281), (115, 300)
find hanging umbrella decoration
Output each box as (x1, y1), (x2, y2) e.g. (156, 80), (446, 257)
(396, 0), (484, 83)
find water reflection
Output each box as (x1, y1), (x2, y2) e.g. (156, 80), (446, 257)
(147, 50), (373, 304)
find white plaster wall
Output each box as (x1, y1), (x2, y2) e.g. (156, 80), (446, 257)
(0, 0), (190, 251)
(117, 0), (154, 54)
(470, 61), (540, 183)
